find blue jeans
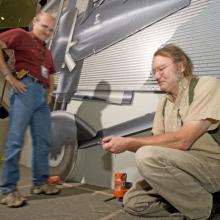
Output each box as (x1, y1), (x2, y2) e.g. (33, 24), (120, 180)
(0, 76), (51, 193)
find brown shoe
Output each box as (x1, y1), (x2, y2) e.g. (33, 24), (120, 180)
(30, 184), (61, 195)
(0, 191), (26, 208)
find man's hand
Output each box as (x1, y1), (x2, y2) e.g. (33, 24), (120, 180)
(6, 74), (27, 93)
(47, 93), (53, 104)
(101, 135), (128, 154)
(47, 75), (54, 104)
(101, 119), (213, 153)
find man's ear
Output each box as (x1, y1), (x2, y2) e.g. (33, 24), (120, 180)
(177, 62), (185, 74)
(32, 16), (38, 26)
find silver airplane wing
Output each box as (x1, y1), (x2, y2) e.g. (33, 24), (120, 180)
(50, 0), (191, 72)
(70, 0), (191, 61)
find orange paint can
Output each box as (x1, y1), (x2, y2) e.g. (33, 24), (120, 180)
(112, 172), (127, 198)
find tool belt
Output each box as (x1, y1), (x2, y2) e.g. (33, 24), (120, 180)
(0, 79), (9, 119)
(14, 69), (28, 80)
(14, 69), (47, 89)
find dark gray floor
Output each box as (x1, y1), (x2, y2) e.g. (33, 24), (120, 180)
(0, 162), (220, 220)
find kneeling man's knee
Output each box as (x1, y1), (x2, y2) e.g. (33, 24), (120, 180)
(135, 146), (161, 174)
(123, 189), (146, 215)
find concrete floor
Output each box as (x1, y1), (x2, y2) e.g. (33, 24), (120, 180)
(0, 162), (219, 220)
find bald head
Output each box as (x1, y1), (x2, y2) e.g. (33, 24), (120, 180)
(35, 12), (55, 23)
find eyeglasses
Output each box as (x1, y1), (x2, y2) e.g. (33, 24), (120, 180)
(40, 23), (54, 33)
(151, 62), (173, 76)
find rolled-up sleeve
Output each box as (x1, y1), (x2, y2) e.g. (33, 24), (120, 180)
(185, 76), (220, 130)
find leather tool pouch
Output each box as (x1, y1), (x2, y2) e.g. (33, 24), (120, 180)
(14, 69), (28, 80)
(0, 80), (9, 119)
(0, 49), (11, 119)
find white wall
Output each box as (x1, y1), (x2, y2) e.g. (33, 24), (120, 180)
(67, 92), (161, 188)
(64, 0), (161, 187)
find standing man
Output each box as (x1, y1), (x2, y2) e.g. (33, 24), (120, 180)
(0, 12), (60, 208)
(101, 44), (220, 219)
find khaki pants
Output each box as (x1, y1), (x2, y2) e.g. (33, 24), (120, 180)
(123, 146), (220, 220)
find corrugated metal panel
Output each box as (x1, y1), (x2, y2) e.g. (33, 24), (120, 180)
(77, 0), (220, 92)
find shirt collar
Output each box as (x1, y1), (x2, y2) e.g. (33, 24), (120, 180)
(166, 77), (191, 103)
(29, 32), (46, 47)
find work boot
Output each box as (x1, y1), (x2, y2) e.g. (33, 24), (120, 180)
(30, 183), (61, 195)
(0, 190), (27, 208)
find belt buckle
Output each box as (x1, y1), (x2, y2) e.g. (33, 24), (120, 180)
(26, 73), (47, 89)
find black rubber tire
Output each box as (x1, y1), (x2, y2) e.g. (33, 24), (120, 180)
(49, 111), (78, 181)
